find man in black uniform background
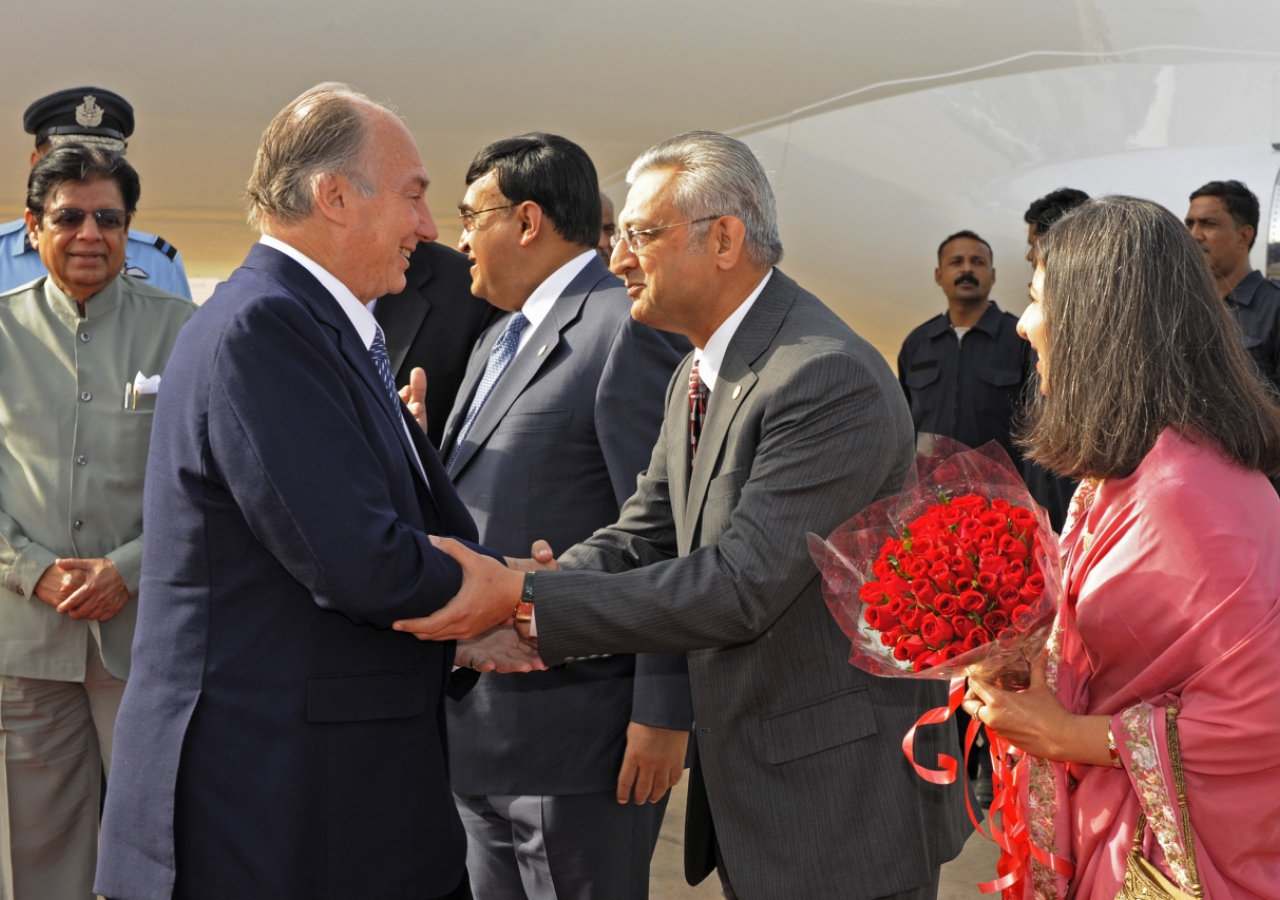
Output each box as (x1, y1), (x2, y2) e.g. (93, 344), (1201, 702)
(1185, 179), (1280, 494)
(898, 230), (1032, 468)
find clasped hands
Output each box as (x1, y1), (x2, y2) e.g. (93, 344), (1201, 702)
(394, 536), (559, 673)
(35, 557), (129, 621)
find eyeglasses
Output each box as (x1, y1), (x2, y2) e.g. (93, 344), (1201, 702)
(609, 216), (722, 254)
(458, 204), (515, 232)
(44, 208), (129, 231)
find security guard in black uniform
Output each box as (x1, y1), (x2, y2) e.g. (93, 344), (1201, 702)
(1186, 179), (1280, 493)
(898, 230), (1033, 471)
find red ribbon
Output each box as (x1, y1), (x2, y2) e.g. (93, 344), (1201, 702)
(902, 678), (1075, 899)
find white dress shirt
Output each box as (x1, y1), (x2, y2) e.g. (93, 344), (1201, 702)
(259, 235), (426, 481)
(693, 270), (772, 391)
(514, 249), (597, 356)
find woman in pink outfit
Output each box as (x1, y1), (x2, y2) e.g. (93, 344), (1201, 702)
(963, 196), (1280, 900)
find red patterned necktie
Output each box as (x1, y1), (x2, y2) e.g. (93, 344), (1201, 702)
(688, 359), (707, 468)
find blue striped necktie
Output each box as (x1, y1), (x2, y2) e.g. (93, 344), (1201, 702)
(447, 312), (530, 469)
(369, 326), (402, 413)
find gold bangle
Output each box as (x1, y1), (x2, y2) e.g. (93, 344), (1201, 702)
(1107, 726), (1122, 767)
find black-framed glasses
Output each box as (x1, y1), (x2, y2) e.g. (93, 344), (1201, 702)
(458, 204), (515, 232)
(609, 215), (723, 254)
(44, 208), (129, 231)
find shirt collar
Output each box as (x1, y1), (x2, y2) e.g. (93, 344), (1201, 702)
(260, 235), (378, 350)
(926, 300), (1003, 339)
(694, 270), (772, 392)
(1227, 270), (1264, 308)
(518, 249), (597, 334)
(42, 272), (122, 320)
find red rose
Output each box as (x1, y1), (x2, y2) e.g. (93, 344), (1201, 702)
(978, 510), (1010, 537)
(939, 644), (964, 662)
(1019, 573), (1045, 604)
(911, 578), (938, 606)
(859, 581), (889, 605)
(940, 505), (966, 525)
(886, 595), (907, 617)
(913, 536), (935, 555)
(885, 573), (911, 595)
(927, 561), (951, 584)
(951, 615), (975, 638)
(913, 652), (941, 673)
(880, 626), (904, 647)
(948, 554), (976, 580)
(899, 606), (923, 631)
(1009, 507), (1037, 532)
(920, 614), (955, 647)
(962, 628), (993, 651)
(892, 642), (912, 662)
(996, 586), (1022, 612)
(906, 558), (930, 579)
(982, 609), (1010, 632)
(901, 635), (926, 659)
(991, 498), (1011, 511)
(952, 493), (988, 513)
(978, 553), (1006, 576)
(934, 593), (959, 617)
(864, 605), (885, 629)
(997, 628), (1018, 642)
(958, 590), (987, 613)
(999, 534), (1030, 562)
(1010, 605), (1035, 631)
(976, 572), (998, 593)
(999, 560), (1027, 589)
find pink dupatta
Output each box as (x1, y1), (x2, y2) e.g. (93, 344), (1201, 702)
(1020, 429), (1280, 900)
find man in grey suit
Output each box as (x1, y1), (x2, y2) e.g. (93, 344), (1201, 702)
(397, 131), (971, 899)
(442, 133), (692, 899)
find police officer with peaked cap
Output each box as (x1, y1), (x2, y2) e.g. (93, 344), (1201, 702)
(0, 87), (191, 298)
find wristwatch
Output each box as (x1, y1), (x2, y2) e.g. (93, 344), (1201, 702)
(514, 572), (535, 622)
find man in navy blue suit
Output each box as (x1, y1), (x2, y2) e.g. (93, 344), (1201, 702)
(442, 134), (691, 899)
(96, 83), (495, 900)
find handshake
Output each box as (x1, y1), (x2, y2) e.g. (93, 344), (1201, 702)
(392, 536), (560, 674)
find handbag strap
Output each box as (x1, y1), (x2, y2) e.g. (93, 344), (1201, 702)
(1165, 706), (1203, 898)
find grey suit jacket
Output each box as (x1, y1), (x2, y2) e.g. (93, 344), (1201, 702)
(534, 270), (971, 898)
(442, 255), (693, 795)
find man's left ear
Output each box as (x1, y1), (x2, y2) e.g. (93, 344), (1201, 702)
(713, 216), (747, 270)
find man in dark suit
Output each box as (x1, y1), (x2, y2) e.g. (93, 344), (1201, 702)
(441, 133), (691, 899)
(397, 131), (971, 900)
(96, 83), (494, 900)
(374, 242), (502, 448)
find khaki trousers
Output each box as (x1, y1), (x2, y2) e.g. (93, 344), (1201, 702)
(0, 640), (125, 900)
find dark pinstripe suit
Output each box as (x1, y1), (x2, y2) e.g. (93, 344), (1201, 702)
(532, 269), (972, 899)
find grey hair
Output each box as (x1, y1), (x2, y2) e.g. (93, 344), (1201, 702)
(626, 130), (783, 267)
(244, 82), (381, 230)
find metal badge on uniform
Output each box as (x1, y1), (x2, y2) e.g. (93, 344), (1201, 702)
(75, 95), (104, 128)
(732, 384), (742, 399)
(124, 266), (149, 279)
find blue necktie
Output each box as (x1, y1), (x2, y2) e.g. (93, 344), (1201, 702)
(368, 327), (402, 414)
(447, 312), (530, 469)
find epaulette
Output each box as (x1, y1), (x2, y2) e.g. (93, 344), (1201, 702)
(151, 234), (178, 261)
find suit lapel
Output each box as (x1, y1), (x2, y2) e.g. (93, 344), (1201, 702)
(669, 356), (694, 542)
(439, 332), (491, 467)
(244, 244), (437, 508)
(680, 269), (796, 542)
(445, 261), (606, 477)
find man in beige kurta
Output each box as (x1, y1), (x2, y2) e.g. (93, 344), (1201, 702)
(0, 142), (195, 899)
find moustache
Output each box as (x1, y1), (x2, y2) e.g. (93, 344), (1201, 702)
(954, 275), (980, 287)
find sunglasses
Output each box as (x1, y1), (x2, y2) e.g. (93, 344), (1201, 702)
(44, 208), (129, 231)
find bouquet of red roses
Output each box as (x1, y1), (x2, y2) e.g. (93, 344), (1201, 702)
(808, 437), (1062, 690)
(808, 437), (1070, 898)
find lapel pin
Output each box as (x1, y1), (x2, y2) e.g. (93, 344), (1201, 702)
(537, 344), (548, 357)
(732, 385), (742, 399)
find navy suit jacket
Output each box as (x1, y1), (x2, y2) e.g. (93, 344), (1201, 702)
(443, 255), (694, 796)
(97, 244), (494, 900)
